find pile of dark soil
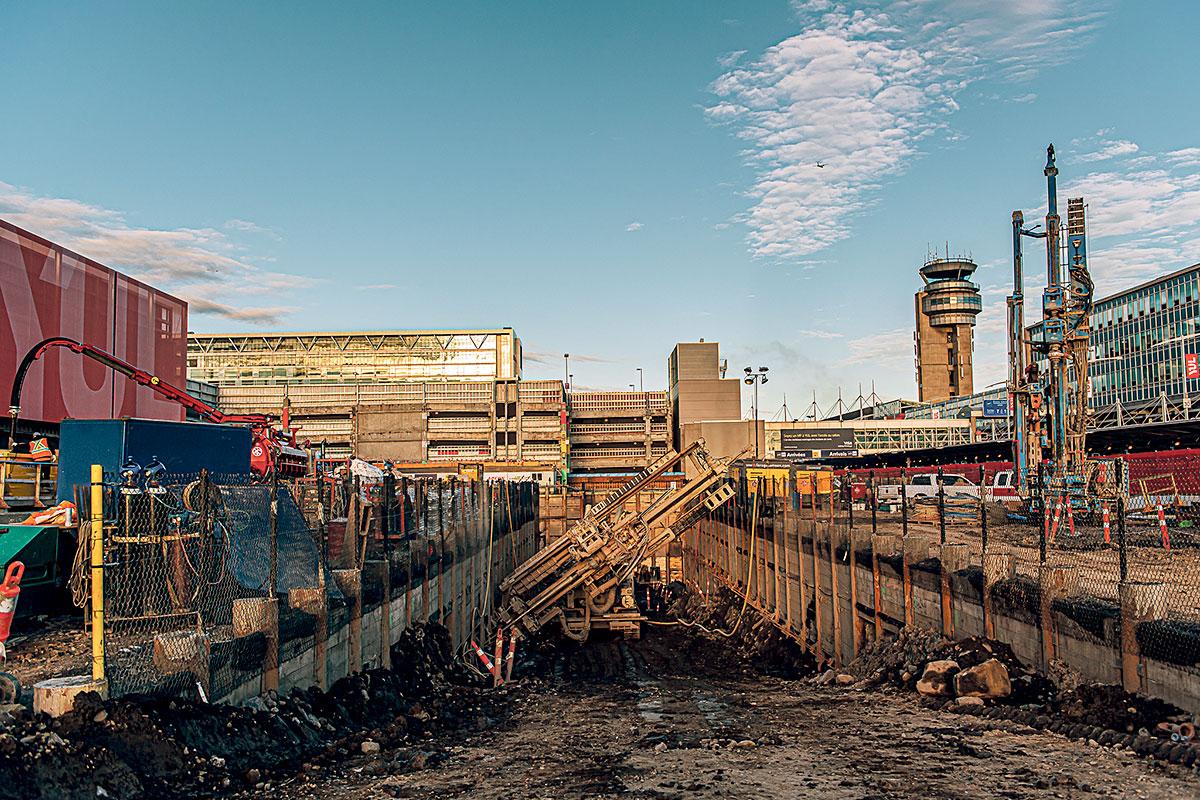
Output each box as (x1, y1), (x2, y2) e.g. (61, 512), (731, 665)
(1057, 683), (1188, 734)
(666, 586), (817, 679)
(838, 627), (946, 689)
(834, 629), (1054, 704)
(0, 624), (510, 800)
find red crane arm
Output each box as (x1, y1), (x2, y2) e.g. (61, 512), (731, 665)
(7, 337), (273, 444)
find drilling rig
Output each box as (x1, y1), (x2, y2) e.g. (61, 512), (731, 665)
(495, 439), (737, 643)
(1009, 145), (1113, 504)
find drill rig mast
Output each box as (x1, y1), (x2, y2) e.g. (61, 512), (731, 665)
(1009, 145), (1102, 500)
(496, 439), (737, 643)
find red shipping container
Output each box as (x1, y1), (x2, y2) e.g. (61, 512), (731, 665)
(0, 219), (187, 425)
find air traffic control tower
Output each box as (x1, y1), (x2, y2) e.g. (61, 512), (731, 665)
(914, 256), (982, 403)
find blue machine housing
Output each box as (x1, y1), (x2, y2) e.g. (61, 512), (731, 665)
(57, 418), (252, 502)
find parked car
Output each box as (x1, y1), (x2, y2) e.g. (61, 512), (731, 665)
(876, 472), (979, 503)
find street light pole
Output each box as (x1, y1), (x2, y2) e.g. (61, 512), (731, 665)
(743, 366), (769, 461)
(753, 380), (760, 459)
(563, 354), (571, 486)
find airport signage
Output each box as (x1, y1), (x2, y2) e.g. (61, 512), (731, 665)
(982, 399), (1009, 418)
(775, 428), (859, 459)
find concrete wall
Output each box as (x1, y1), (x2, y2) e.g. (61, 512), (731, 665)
(686, 505), (1200, 714)
(681, 419), (761, 477)
(181, 516), (539, 705)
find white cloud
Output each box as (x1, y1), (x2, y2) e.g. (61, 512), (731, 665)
(224, 218), (281, 240)
(717, 50), (747, 68)
(356, 283), (398, 291)
(525, 349), (615, 365)
(184, 296), (297, 325)
(1075, 138), (1139, 162)
(846, 327), (911, 365)
(625, 221), (644, 232)
(797, 328), (843, 339)
(1010, 92), (1038, 104)
(1164, 148), (1200, 169)
(708, 0), (1111, 262)
(0, 181), (307, 324)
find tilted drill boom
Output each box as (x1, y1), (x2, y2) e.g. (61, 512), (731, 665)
(497, 438), (738, 642)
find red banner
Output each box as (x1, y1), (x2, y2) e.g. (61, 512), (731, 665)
(1186, 353), (1199, 380)
(0, 220), (186, 425)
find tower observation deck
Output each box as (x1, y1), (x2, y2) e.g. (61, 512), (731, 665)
(915, 256), (982, 402)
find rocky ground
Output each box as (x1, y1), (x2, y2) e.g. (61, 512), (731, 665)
(292, 627), (1200, 799)
(276, 589), (1200, 799)
(5, 590), (1200, 799)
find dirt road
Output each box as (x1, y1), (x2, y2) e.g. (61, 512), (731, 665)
(286, 632), (1200, 799)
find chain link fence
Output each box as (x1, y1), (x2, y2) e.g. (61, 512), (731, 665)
(683, 461), (1200, 712)
(72, 468), (537, 699)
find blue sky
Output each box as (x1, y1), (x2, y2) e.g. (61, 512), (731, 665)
(3, 1), (1198, 416)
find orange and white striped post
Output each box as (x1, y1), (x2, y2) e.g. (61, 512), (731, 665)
(1066, 500), (1076, 538)
(503, 630), (517, 684)
(471, 639), (497, 678)
(1102, 502), (1111, 545)
(1048, 496), (1064, 543)
(493, 627), (505, 687)
(1157, 504), (1171, 550)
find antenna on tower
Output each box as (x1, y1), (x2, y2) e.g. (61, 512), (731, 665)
(773, 392), (793, 422)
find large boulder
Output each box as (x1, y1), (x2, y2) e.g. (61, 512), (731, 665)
(955, 658), (1012, 699)
(916, 660), (960, 697)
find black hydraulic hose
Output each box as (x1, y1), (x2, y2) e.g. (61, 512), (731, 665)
(8, 337), (100, 448)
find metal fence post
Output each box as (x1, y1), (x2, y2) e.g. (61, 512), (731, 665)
(846, 471), (854, 529)
(937, 466), (946, 544)
(90, 464), (106, 685)
(869, 469), (877, 534)
(317, 471), (329, 568)
(1038, 467), (1048, 564)
(978, 464), (988, 553)
(381, 470), (392, 558)
(269, 471), (279, 596)
(900, 467), (909, 538)
(1117, 493), (1128, 582)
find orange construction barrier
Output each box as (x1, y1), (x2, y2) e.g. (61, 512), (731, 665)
(1157, 504), (1171, 550)
(0, 562), (25, 644)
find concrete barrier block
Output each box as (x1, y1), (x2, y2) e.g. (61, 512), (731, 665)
(982, 552), (1015, 588)
(939, 543), (970, 574)
(871, 534), (902, 557)
(34, 676), (108, 717)
(902, 536), (930, 563)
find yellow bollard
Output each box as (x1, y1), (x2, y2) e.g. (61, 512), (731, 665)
(90, 463), (105, 684)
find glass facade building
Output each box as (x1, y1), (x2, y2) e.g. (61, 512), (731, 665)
(188, 328), (522, 386)
(1030, 264), (1200, 409)
(909, 264), (1200, 439)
